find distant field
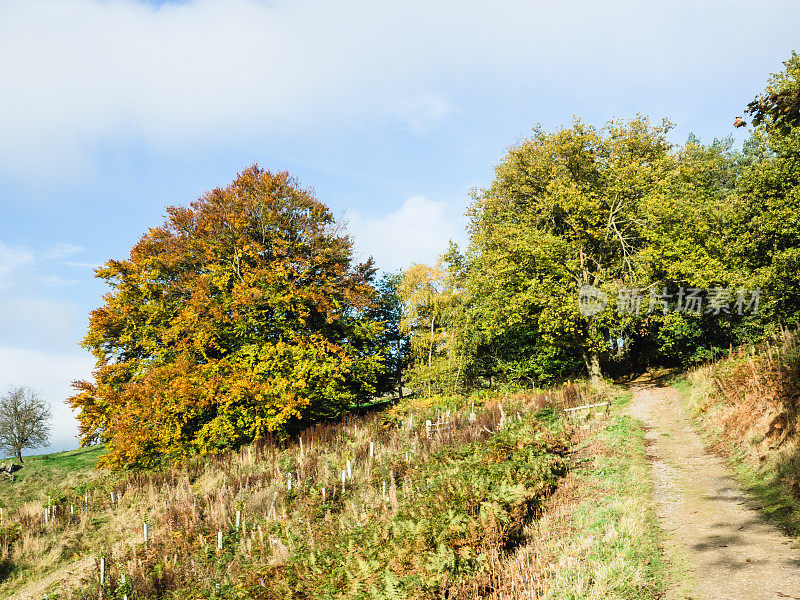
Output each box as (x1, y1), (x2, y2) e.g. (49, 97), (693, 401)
(0, 445), (106, 511)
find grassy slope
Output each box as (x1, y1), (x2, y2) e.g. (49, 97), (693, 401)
(0, 386), (671, 600)
(0, 391), (578, 599)
(488, 389), (669, 600)
(0, 446), (105, 511)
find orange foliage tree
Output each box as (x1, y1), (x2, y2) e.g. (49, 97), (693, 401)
(70, 166), (383, 469)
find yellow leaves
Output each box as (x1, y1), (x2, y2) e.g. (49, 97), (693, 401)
(72, 165), (382, 469)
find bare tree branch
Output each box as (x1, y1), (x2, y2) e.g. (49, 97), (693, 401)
(0, 386), (51, 464)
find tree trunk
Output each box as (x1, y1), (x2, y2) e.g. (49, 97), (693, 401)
(583, 350), (603, 387)
(15, 448), (22, 463)
(427, 313), (436, 397)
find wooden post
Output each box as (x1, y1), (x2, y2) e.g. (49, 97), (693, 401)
(235, 510), (241, 532)
(322, 487), (326, 504)
(409, 413), (413, 429)
(341, 469), (346, 492)
(217, 530), (223, 551)
(346, 459), (352, 479)
(100, 556), (105, 587)
(287, 473), (292, 491)
(143, 522), (148, 548)
(426, 420), (431, 438)
(299, 436), (304, 457)
(369, 442), (374, 459)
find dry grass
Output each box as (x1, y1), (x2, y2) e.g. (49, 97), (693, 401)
(0, 384), (607, 599)
(682, 328), (800, 534)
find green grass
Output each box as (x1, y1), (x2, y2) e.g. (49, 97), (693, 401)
(527, 390), (670, 600)
(0, 446), (106, 510)
(482, 387), (673, 599)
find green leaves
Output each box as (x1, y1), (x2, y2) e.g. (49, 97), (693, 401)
(747, 52), (800, 136)
(467, 117), (677, 381)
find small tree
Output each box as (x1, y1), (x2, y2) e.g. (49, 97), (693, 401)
(0, 386), (51, 463)
(371, 272), (410, 399)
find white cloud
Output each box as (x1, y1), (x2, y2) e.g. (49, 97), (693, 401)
(37, 275), (81, 288)
(0, 242), (35, 288)
(0, 347), (94, 454)
(42, 243), (84, 260)
(390, 93), (456, 136)
(63, 261), (102, 269)
(2, 0), (798, 179)
(348, 196), (466, 272)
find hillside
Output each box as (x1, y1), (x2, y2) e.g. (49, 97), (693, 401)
(0, 447), (105, 512)
(6, 339), (800, 600)
(0, 384), (667, 600)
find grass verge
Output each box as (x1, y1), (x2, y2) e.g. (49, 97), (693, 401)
(0, 446), (105, 511)
(674, 374), (800, 537)
(487, 389), (668, 599)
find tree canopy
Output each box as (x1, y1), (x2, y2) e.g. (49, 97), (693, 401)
(70, 166), (383, 469)
(68, 52), (800, 460)
(400, 109), (787, 387)
(729, 52), (800, 339)
(465, 117), (685, 384)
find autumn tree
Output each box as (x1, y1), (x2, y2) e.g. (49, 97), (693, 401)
(399, 243), (473, 395)
(70, 166), (383, 469)
(0, 386), (51, 463)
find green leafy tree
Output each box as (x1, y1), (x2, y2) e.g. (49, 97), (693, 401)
(466, 118), (677, 384)
(370, 272), (410, 398)
(746, 51), (800, 135)
(399, 243), (473, 395)
(727, 52), (800, 338)
(70, 166), (383, 469)
(635, 135), (741, 367)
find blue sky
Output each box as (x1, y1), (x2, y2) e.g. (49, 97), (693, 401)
(0, 0), (798, 453)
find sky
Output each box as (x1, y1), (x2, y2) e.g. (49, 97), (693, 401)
(0, 0), (798, 454)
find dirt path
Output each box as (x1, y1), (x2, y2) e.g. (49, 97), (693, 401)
(10, 555), (95, 600)
(629, 384), (800, 600)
